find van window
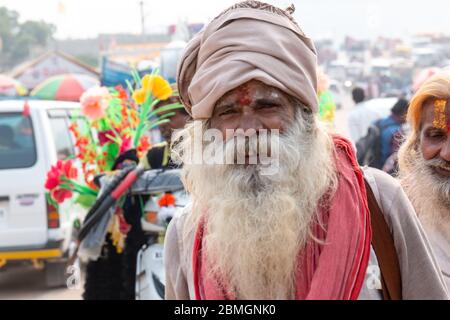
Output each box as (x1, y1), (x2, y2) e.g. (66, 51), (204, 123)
(48, 114), (74, 160)
(0, 113), (37, 169)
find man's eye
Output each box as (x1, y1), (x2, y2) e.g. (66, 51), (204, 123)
(259, 103), (279, 109)
(220, 109), (236, 116)
(426, 130), (445, 139)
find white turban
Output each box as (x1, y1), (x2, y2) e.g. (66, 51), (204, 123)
(177, 1), (319, 119)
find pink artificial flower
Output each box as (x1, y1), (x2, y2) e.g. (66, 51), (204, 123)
(119, 137), (133, 155)
(80, 86), (110, 120)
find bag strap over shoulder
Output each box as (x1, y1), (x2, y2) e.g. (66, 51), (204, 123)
(364, 179), (403, 300)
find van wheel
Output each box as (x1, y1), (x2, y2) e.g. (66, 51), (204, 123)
(45, 261), (68, 288)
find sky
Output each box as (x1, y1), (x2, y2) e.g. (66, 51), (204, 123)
(0, 0), (447, 41)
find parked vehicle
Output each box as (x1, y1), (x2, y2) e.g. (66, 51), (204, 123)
(135, 170), (188, 300)
(0, 100), (85, 287)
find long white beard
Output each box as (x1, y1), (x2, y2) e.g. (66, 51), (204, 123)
(399, 144), (450, 235)
(173, 111), (337, 299)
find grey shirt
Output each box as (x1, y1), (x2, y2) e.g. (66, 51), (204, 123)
(423, 224), (450, 290)
(164, 167), (449, 300)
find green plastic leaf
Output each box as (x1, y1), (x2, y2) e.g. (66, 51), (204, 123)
(157, 112), (176, 121)
(126, 79), (134, 94)
(131, 69), (141, 87)
(104, 142), (120, 170)
(45, 192), (59, 209)
(75, 194), (98, 209)
(147, 118), (170, 130)
(149, 102), (184, 118)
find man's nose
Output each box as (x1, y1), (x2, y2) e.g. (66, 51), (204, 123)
(237, 112), (264, 131)
(440, 137), (450, 162)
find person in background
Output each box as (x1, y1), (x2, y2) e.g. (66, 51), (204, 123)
(147, 86), (190, 169)
(348, 87), (367, 142)
(378, 98), (409, 174)
(398, 70), (450, 289)
(157, 90), (191, 143)
(356, 98), (409, 174)
(15, 118), (33, 148)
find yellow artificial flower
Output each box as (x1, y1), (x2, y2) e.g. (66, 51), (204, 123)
(132, 88), (146, 105)
(141, 74), (173, 101)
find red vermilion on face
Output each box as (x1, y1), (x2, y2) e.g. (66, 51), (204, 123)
(236, 84), (251, 106)
(210, 80), (296, 138)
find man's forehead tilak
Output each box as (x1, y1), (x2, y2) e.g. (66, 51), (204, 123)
(432, 99), (450, 132)
(222, 82), (288, 107)
(236, 84), (251, 106)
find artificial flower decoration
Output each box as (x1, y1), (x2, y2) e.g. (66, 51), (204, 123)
(132, 74), (173, 105)
(51, 188), (74, 204)
(80, 86), (111, 120)
(142, 74), (173, 101)
(119, 137), (133, 155)
(45, 71), (184, 250)
(109, 207), (131, 254)
(44, 159), (91, 204)
(97, 130), (115, 146)
(136, 135), (151, 158)
(45, 159), (78, 189)
(132, 88), (146, 105)
(158, 193), (176, 207)
(44, 167), (61, 190)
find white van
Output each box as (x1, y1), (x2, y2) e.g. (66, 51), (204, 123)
(0, 100), (86, 287)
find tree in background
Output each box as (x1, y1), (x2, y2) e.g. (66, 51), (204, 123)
(0, 7), (56, 71)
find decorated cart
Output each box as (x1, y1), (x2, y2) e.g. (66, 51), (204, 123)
(44, 71), (183, 299)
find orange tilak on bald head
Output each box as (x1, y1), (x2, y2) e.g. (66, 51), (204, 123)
(406, 70), (450, 134)
(433, 99), (449, 132)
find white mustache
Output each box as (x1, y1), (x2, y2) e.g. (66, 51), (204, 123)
(426, 158), (450, 172)
(205, 131), (277, 165)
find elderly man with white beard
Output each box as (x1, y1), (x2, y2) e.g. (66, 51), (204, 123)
(398, 70), (450, 289)
(164, 1), (448, 300)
